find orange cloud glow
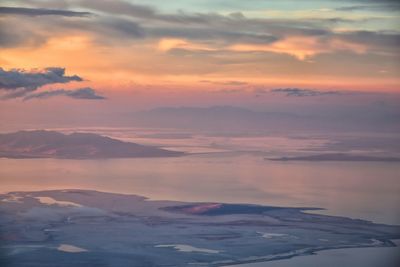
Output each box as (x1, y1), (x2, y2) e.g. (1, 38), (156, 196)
(229, 36), (367, 60)
(157, 38), (215, 52)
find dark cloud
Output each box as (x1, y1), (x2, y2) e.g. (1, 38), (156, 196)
(271, 88), (342, 97)
(0, 67), (83, 99)
(0, 6), (92, 17)
(99, 17), (145, 38)
(336, 0), (400, 12)
(0, 67), (82, 91)
(336, 5), (399, 12)
(66, 87), (105, 99)
(23, 87), (106, 100)
(337, 31), (400, 54)
(76, 0), (210, 24)
(77, 0), (155, 17)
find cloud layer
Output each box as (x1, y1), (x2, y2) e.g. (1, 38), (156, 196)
(1, 0), (399, 58)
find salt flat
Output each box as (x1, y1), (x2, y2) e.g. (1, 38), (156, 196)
(0, 189), (399, 266)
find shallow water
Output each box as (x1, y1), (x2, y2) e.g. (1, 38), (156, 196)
(57, 244), (88, 253)
(155, 244), (220, 254)
(228, 245), (400, 267)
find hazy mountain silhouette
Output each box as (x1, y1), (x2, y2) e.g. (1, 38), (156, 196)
(131, 106), (400, 133)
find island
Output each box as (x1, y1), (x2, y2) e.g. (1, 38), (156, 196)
(0, 130), (183, 159)
(0, 190), (399, 266)
(268, 153), (400, 162)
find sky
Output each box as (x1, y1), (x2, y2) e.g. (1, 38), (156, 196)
(0, 0), (399, 131)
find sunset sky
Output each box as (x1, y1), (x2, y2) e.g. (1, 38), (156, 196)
(0, 0), (399, 130)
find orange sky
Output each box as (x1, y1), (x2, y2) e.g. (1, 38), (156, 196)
(1, 0), (400, 98)
(1, 32), (399, 93)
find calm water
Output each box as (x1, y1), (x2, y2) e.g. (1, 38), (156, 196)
(229, 243), (400, 267)
(0, 154), (399, 225)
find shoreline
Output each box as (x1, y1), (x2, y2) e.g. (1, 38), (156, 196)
(223, 240), (400, 267)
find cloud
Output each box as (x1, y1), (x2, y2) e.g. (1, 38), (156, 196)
(23, 87), (105, 100)
(2, 2), (399, 60)
(336, 1), (400, 12)
(0, 3), (333, 47)
(0, 6), (92, 17)
(0, 6), (144, 48)
(0, 67), (82, 90)
(0, 67), (83, 99)
(0, 22), (45, 47)
(65, 87), (105, 99)
(99, 17), (145, 38)
(200, 80), (248, 86)
(336, 31), (400, 55)
(270, 88), (342, 97)
(75, 0), (212, 24)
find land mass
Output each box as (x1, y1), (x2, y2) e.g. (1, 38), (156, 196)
(0, 130), (183, 159)
(268, 153), (400, 162)
(0, 190), (399, 267)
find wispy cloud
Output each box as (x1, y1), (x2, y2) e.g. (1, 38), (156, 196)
(0, 7), (92, 17)
(200, 80), (248, 86)
(23, 87), (105, 101)
(336, 0), (400, 12)
(270, 88), (341, 97)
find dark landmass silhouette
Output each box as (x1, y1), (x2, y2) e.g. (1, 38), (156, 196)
(0, 130), (183, 159)
(268, 153), (400, 162)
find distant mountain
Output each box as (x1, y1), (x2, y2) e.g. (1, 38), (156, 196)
(131, 105), (400, 133)
(0, 130), (183, 159)
(132, 106), (304, 133)
(268, 153), (400, 162)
